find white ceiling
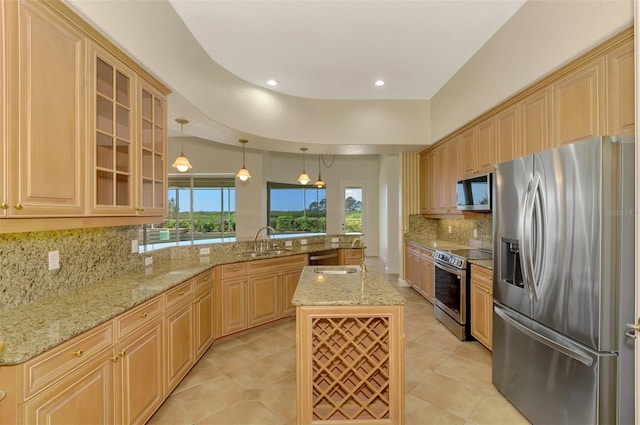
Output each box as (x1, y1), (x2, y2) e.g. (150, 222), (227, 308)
(65, 0), (527, 154)
(168, 0), (526, 100)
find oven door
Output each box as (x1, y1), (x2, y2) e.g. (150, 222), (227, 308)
(433, 260), (466, 324)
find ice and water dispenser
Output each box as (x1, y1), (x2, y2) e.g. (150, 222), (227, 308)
(500, 238), (524, 288)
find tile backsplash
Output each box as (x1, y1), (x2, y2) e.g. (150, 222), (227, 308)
(407, 214), (492, 249)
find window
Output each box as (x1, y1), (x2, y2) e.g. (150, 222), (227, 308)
(344, 187), (363, 234)
(140, 176), (236, 249)
(267, 182), (326, 234)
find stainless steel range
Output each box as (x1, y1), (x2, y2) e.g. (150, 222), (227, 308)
(433, 248), (492, 340)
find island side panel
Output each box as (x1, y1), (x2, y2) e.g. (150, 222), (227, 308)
(296, 305), (405, 425)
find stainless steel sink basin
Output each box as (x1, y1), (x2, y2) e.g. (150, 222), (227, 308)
(237, 250), (288, 258)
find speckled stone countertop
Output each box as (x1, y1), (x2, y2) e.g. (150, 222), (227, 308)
(404, 235), (493, 271)
(0, 243), (355, 365)
(292, 266), (405, 306)
(469, 260), (493, 270)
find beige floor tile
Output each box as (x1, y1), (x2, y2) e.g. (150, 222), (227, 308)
(405, 393), (466, 425)
(146, 396), (192, 425)
(253, 375), (297, 424)
(226, 356), (294, 389)
(203, 342), (261, 373)
(468, 395), (531, 425)
(435, 356), (492, 387)
(453, 340), (492, 366)
(414, 325), (465, 354)
(171, 374), (244, 422)
(410, 372), (484, 420)
(196, 400), (287, 425)
(172, 356), (226, 395)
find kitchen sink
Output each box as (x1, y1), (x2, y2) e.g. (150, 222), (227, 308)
(238, 250), (289, 258)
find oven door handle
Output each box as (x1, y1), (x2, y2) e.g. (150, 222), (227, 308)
(434, 261), (462, 276)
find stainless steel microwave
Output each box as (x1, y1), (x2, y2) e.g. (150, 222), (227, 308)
(456, 173), (492, 211)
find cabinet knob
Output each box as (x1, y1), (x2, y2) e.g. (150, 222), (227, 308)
(73, 349), (84, 357)
(140, 312), (148, 318)
(0, 202), (8, 210)
(178, 290), (185, 296)
(135, 207), (145, 212)
(119, 351), (126, 358)
(233, 267), (238, 272)
(0, 390), (5, 401)
(110, 355), (119, 363)
(13, 202), (23, 210)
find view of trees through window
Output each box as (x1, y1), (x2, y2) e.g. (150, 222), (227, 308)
(141, 176), (236, 247)
(268, 182), (327, 234)
(344, 187), (363, 234)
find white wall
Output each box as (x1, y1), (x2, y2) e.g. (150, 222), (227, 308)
(168, 138), (381, 254)
(430, 0), (633, 142)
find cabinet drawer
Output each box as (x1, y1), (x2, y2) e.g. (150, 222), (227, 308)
(343, 249), (362, 259)
(115, 296), (163, 340)
(164, 280), (194, 309)
(23, 321), (114, 399)
(471, 265), (493, 288)
(194, 269), (214, 292)
(220, 263), (247, 279)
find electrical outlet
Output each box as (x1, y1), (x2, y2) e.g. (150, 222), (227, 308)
(131, 239), (139, 253)
(332, 237), (339, 243)
(448, 226), (452, 234)
(144, 256), (153, 266)
(300, 239), (307, 245)
(48, 251), (60, 271)
(473, 228), (478, 238)
(285, 240), (293, 247)
(200, 247), (211, 255)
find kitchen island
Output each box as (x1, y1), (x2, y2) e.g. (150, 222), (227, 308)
(292, 266), (405, 424)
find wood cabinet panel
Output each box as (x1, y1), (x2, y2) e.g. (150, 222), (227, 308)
(218, 276), (247, 337)
(0, 0), (6, 216)
(248, 273), (279, 327)
(470, 265), (493, 350)
(164, 299), (194, 393)
(552, 58), (605, 146)
(340, 248), (363, 265)
(194, 285), (215, 359)
(459, 129), (476, 178)
(115, 319), (164, 425)
(446, 137), (460, 212)
(476, 119), (494, 174)
(280, 267), (303, 317)
(606, 39), (635, 136)
(520, 87), (551, 157)
(496, 105), (519, 163)
(23, 349), (116, 425)
(419, 154), (429, 214)
(115, 296), (163, 340)
(7, 0), (85, 216)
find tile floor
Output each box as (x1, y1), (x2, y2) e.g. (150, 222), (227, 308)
(148, 258), (530, 425)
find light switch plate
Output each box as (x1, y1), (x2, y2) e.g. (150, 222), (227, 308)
(144, 256), (153, 266)
(331, 237), (339, 243)
(200, 247), (211, 255)
(131, 239), (139, 253)
(285, 241), (293, 247)
(473, 228), (478, 238)
(300, 239), (307, 245)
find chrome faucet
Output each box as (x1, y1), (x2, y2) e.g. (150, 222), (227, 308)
(254, 226), (275, 251)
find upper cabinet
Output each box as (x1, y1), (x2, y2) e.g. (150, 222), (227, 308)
(520, 86), (551, 157)
(606, 40), (635, 136)
(420, 29), (633, 219)
(0, 0), (170, 232)
(5, 0), (85, 217)
(88, 43), (136, 216)
(552, 58), (606, 147)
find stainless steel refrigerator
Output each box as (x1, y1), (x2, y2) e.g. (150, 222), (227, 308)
(492, 136), (635, 424)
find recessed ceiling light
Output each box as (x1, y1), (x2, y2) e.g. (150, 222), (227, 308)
(374, 80), (385, 87)
(267, 79), (278, 86)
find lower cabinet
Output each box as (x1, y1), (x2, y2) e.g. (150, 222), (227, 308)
(470, 264), (493, 350)
(6, 268), (216, 425)
(405, 242), (434, 303)
(216, 255), (308, 338)
(340, 248), (363, 265)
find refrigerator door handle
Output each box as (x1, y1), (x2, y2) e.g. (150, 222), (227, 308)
(531, 173), (546, 299)
(495, 305), (594, 366)
(520, 174), (541, 302)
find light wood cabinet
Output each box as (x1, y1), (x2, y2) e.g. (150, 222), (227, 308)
(216, 263), (248, 337)
(419, 154), (429, 214)
(137, 80), (167, 215)
(420, 140), (461, 217)
(520, 86), (551, 157)
(606, 39), (635, 136)
(405, 243), (434, 303)
(5, 0), (85, 217)
(340, 248), (363, 265)
(460, 124), (493, 179)
(0, 0), (7, 217)
(193, 272), (215, 359)
(446, 137), (460, 212)
(552, 58), (606, 147)
(495, 105), (520, 164)
(470, 265), (493, 350)
(115, 319), (164, 425)
(248, 272), (280, 327)
(280, 267), (304, 317)
(164, 280), (195, 393)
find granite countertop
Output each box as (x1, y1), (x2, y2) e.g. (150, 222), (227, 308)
(0, 243), (355, 365)
(291, 266), (405, 307)
(469, 259), (493, 270)
(404, 235), (493, 271)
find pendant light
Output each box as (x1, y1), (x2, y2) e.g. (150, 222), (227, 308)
(236, 139), (251, 181)
(314, 154), (326, 188)
(171, 118), (192, 172)
(297, 147), (311, 185)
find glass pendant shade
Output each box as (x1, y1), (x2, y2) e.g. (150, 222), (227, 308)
(236, 139), (251, 181)
(172, 118), (192, 173)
